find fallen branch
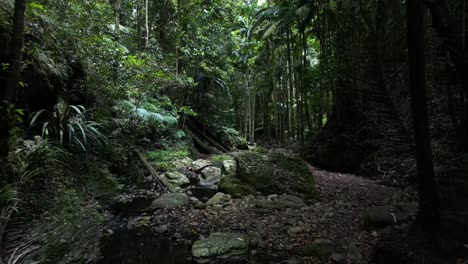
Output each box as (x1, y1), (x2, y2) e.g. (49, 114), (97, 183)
(135, 150), (172, 192)
(186, 129), (222, 155)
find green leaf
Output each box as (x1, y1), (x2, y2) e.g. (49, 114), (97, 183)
(30, 110), (46, 127)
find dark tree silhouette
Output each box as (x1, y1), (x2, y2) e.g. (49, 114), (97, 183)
(407, 0), (441, 233)
(0, 0), (27, 176)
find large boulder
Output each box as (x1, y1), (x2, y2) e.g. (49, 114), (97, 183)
(222, 159), (237, 176)
(149, 193), (189, 209)
(235, 152), (315, 198)
(193, 159), (213, 172)
(219, 177), (255, 198)
(171, 157), (194, 171)
(161, 172), (190, 191)
(192, 233), (249, 263)
(364, 204), (417, 227)
(200, 166), (222, 185)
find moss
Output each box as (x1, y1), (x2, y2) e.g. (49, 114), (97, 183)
(210, 154), (234, 168)
(235, 152), (315, 197)
(32, 187), (110, 264)
(219, 177), (255, 198)
(82, 162), (121, 204)
(252, 146), (269, 153)
(147, 147), (191, 172)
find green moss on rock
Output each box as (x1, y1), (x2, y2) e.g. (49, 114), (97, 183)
(235, 152), (315, 198)
(209, 154), (234, 168)
(192, 233), (249, 261)
(219, 177), (255, 198)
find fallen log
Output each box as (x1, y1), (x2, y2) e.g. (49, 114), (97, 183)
(135, 149), (172, 192)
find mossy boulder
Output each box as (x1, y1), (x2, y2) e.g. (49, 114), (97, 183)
(206, 192), (231, 206)
(150, 193), (189, 209)
(192, 233), (249, 263)
(161, 172), (190, 192)
(219, 177), (255, 198)
(235, 152), (315, 198)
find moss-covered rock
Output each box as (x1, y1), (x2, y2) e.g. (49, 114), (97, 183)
(192, 233), (249, 263)
(219, 177), (255, 198)
(161, 172), (190, 192)
(206, 192), (231, 206)
(150, 193), (189, 209)
(235, 152), (315, 198)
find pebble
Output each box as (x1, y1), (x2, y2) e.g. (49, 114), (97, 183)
(152, 225), (168, 234)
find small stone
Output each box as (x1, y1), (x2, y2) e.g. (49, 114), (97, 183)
(173, 232), (182, 239)
(347, 243), (362, 263)
(190, 197), (200, 203)
(331, 253), (346, 264)
(213, 204), (223, 211)
(287, 226), (304, 236)
(104, 229), (114, 236)
(194, 203), (207, 210)
(126, 218), (140, 230)
(152, 224), (168, 234)
(249, 237), (259, 247)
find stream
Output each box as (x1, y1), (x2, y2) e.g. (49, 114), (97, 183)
(98, 186), (280, 263)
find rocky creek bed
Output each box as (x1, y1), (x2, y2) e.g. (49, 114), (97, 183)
(98, 151), (417, 263)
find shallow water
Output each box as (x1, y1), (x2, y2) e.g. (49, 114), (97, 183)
(112, 197), (155, 218)
(99, 226), (282, 264)
(101, 191), (281, 263)
(99, 227), (191, 264)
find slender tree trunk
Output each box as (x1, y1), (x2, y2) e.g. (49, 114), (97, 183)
(136, 0), (141, 52)
(407, 0), (441, 234)
(145, 0), (149, 48)
(114, 0), (120, 38)
(1, 0), (27, 166)
(175, 0), (181, 75)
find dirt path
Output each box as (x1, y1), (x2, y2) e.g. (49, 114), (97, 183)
(144, 166), (417, 263)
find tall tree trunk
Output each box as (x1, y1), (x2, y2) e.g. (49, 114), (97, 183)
(145, 0), (149, 48)
(136, 0), (141, 51)
(407, 0), (441, 234)
(0, 0), (27, 165)
(114, 0), (120, 38)
(175, 0), (181, 75)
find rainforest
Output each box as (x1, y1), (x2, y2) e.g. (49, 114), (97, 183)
(0, 0), (467, 263)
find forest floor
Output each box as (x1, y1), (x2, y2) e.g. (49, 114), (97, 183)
(108, 165), (418, 263)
